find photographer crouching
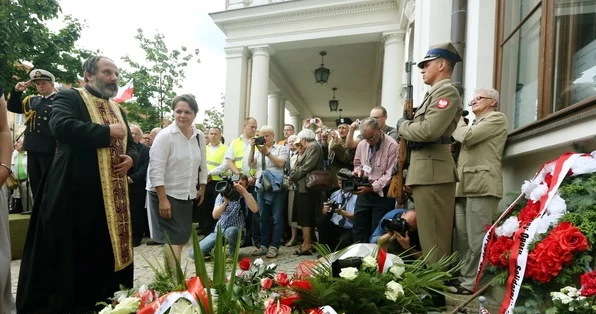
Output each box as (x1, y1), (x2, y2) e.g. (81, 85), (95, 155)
(351, 118), (399, 243)
(190, 174), (259, 259)
(370, 209), (421, 259)
(316, 178), (357, 251)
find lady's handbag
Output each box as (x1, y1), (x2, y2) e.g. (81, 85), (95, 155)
(305, 170), (332, 190)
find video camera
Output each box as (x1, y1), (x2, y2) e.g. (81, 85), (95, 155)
(381, 217), (409, 236)
(253, 136), (266, 146)
(337, 168), (371, 192)
(214, 174), (241, 201)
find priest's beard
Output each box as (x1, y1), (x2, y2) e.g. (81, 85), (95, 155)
(92, 78), (118, 99)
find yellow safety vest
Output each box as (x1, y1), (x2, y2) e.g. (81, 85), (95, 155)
(206, 144), (228, 181)
(230, 137), (256, 176)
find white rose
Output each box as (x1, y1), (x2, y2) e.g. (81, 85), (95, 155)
(389, 265), (405, 278)
(339, 267), (359, 280)
(362, 255), (377, 269)
(385, 281), (404, 302)
(267, 263), (276, 270)
(254, 258), (264, 267)
(111, 297), (141, 314)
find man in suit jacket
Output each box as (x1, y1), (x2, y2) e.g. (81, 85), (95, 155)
(7, 69), (57, 202)
(128, 124), (150, 247)
(450, 88), (508, 294)
(398, 42), (463, 266)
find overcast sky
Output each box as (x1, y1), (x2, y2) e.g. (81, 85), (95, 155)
(49, 0), (228, 123)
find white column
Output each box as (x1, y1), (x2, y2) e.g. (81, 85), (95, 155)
(381, 32), (406, 128)
(223, 46), (249, 143)
(249, 46), (274, 128)
(267, 91), (281, 138)
(278, 97), (286, 139)
(290, 113), (302, 132)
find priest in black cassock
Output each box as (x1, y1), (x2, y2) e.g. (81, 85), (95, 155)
(16, 56), (138, 314)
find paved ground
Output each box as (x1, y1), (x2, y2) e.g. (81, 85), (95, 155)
(10, 236), (500, 313)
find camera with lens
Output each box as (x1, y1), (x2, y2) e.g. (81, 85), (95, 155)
(337, 168), (371, 192)
(214, 174), (241, 201)
(253, 136), (266, 146)
(325, 199), (340, 214)
(381, 217), (409, 236)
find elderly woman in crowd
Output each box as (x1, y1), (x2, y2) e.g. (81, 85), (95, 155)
(290, 129), (324, 255)
(147, 94), (208, 268)
(249, 125), (288, 258)
(284, 134), (301, 247)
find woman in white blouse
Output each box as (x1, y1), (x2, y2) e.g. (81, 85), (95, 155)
(147, 94), (208, 268)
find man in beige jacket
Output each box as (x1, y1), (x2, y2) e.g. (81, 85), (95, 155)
(450, 88), (508, 294)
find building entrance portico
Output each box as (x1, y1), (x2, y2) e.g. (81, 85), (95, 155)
(211, 0), (413, 141)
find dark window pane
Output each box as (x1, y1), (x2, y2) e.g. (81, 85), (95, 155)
(552, 0), (596, 111)
(500, 7), (542, 130)
(503, 0), (541, 38)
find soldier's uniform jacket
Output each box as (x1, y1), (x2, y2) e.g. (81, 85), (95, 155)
(7, 90), (57, 153)
(398, 78), (462, 186)
(452, 111), (508, 198)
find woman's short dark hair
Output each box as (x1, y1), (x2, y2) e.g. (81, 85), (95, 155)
(171, 94), (199, 114)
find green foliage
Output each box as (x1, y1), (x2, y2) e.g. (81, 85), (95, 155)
(0, 0), (95, 91)
(120, 29), (200, 131)
(200, 93), (225, 132)
(294, 248), (460, 314)
(489, 172), (596, 311)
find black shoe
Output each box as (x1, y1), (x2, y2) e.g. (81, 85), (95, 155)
(20, 211), (32, 215)
(133, 241), (142, 247)
(146, 240), (161, 246)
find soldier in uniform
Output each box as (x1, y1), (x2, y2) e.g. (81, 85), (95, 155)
(397, 42), (463, 266)
(7, 69), (57, 202)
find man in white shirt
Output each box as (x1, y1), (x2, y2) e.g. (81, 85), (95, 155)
(10, 139), (32, 213)
(225, 117), (260, 247)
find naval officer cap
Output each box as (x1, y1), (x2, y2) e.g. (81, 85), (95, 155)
(29, 69), (55, 82)
(335, 117), (353, 127)
(417, 42), (462, 69)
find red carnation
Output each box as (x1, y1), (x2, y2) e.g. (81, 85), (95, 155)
(580, 271), (596, 297)
(517, 200), (541, 226)
(238, 257), (251, 271)
(543, 173), (554, 188)
(487, 236), (514, 268)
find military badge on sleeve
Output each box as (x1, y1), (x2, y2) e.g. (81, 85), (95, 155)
(437, 98), (449, 109)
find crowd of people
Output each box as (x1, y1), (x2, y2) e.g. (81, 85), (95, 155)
(0, 41), (509, 313)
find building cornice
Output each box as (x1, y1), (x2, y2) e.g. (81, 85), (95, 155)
(212, 0), (398, 32)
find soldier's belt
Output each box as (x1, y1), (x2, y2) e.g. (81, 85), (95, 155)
(409, 136), (452, 150)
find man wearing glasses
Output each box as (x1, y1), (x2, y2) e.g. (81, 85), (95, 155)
(398, 42), (463, 261)
(449, 88), (507, 294)
(351, 118), (398, 243)
(346, 106), (397, 149)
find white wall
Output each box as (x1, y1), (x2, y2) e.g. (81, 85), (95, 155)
(464, 0), (497, 114)
(412, 0), (453, 104)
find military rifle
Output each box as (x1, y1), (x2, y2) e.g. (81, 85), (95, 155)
(388, 61), (414, 205)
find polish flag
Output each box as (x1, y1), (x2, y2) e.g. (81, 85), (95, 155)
(113, 79), (134, 103)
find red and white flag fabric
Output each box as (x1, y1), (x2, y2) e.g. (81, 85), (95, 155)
(113, 79), (134, 103)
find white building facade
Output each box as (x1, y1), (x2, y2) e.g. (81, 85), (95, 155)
(211, 0), (596, 204)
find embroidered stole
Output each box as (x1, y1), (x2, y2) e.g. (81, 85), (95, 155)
(76, 88), (133, 271)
